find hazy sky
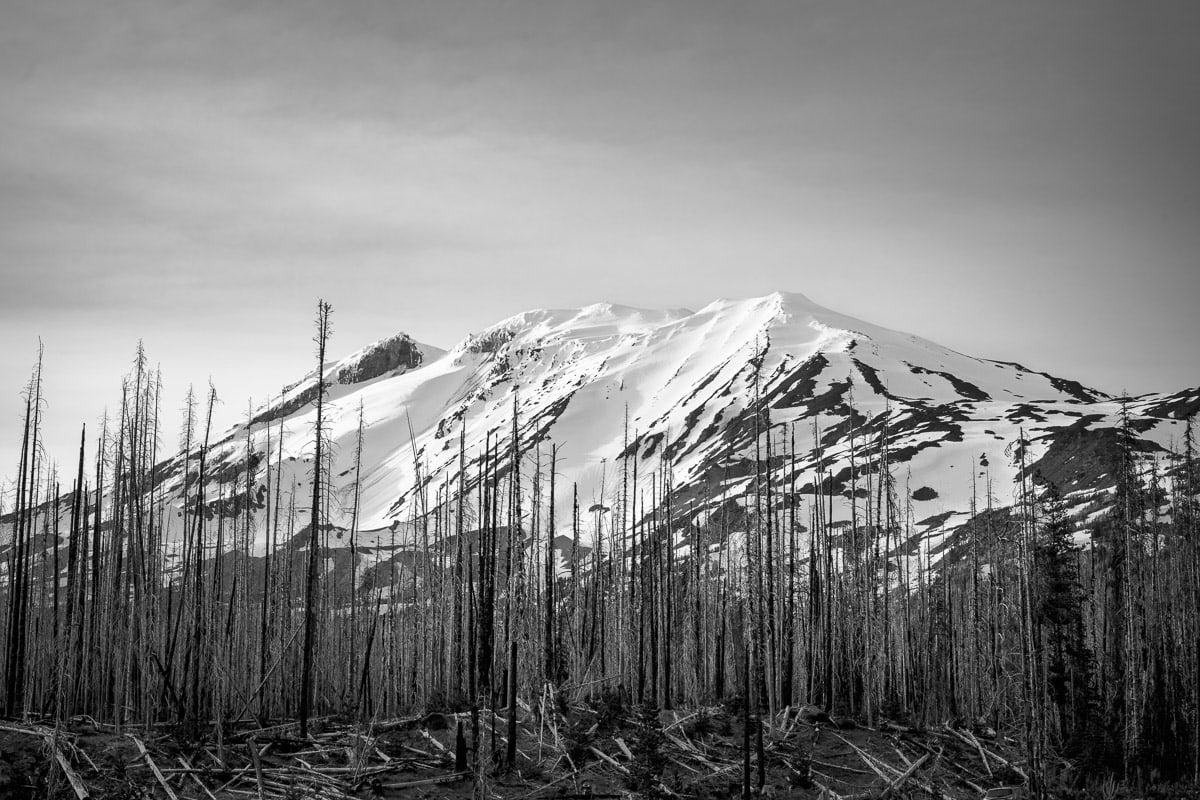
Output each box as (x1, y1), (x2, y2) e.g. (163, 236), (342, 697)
(2, 0), (1198, 483)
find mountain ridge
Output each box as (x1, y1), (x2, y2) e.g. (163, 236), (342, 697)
(125, 291), (1196, 573)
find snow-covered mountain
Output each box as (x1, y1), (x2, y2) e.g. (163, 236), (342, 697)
(149, 291), (1197, 563)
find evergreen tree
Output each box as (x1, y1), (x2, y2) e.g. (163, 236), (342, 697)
(1032, 479), (1094, 758)
(628, 700), (666, 800)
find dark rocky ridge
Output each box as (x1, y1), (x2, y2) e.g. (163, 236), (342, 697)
(251, 333), (424, 426)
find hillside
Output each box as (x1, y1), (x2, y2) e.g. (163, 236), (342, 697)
(138, 291), (1196, 567)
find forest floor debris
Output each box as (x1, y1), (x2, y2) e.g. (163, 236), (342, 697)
(0, 700), (1194, 799)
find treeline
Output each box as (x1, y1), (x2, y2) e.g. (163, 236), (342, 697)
(1, 304), (1197, 796)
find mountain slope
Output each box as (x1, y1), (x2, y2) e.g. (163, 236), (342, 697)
(141, 291), (1196, 569)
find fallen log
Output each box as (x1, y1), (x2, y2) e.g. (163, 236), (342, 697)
(54, 748), (89, 800)
(879, 752), (929, 799)
(129, 736), (179, 800)
(380, 770), (472, 789)
(588, 746), (630, 774)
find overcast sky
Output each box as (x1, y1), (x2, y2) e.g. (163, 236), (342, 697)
(2, 0), (1198, 483)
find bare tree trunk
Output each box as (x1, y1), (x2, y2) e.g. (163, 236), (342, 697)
(299, 299), (331, 737)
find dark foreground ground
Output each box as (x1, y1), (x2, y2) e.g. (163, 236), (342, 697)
(1, 700), (1196, 799)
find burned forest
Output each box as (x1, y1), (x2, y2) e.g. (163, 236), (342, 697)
(1, 297), (1198, 800)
